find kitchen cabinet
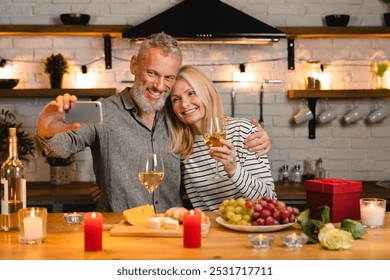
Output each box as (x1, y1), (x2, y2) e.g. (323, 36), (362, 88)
(27, 181), (97, 213)
(0, 88), (116, 99)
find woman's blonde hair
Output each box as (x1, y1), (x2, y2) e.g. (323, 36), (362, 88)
(165, 65), (224, 160)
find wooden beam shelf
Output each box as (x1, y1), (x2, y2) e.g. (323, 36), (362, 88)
(0, 25), (131, 37)
(288, 89), (390, 99)
(278, 26), (390, 38)
(0, 88), (117, 99)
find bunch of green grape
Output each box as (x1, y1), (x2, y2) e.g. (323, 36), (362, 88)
(218, 196), (300, 226)
(218, 197), (253, 225)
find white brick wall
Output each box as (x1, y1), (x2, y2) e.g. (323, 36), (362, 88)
(1, 0), (390, 182)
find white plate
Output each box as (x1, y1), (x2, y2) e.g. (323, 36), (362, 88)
(216, 216), (294, 233)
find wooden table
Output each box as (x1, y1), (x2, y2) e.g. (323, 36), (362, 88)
(1, 212), (389, 260)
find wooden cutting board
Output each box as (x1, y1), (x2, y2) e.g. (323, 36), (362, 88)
(110, 220), (211, 238)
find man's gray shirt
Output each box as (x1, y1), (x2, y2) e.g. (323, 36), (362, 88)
(36, 88), (183, 212)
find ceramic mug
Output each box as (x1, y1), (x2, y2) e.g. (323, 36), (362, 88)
(294, 105), (314, 125)
(367, 106), (388, 123)
(343, 106), (364, 124)
(317, 106), (337, 124)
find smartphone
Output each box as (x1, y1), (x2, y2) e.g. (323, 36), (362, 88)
(64, 101), (103, 124)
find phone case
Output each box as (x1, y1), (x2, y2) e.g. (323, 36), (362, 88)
(64, 101), (103, 124)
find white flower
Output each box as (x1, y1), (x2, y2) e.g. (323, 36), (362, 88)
(318, 226), (353, 250)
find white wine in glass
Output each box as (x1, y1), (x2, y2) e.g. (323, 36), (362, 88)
(203, 116), (226, 180)
(137, 153), (164, 213)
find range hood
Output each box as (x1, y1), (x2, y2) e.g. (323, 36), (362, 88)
(122, 0), (285, 44)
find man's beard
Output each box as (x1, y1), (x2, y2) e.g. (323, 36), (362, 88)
(132, 80), (168, 113)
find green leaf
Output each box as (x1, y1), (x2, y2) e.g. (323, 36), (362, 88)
(320, 205), (330, 224)
(341, 219), (367, 239)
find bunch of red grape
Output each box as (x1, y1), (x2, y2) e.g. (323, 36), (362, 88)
(218, 196), (300, 226)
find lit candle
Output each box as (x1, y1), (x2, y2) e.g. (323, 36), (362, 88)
(280, 233), (308, 248)
(248, 234), (274, 248)
(64, 212), (84, 224)
(23, 209), (44, 240)
(183, 209), (201, 248)
(361, 202), (385, 228)
(84, 212), (103, 251)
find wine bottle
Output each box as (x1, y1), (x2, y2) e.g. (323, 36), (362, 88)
(0, 127), (26, 232)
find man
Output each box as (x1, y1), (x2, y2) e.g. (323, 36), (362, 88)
(36, 32), (271, 212)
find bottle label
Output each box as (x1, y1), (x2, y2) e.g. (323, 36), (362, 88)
(1, 178), (9, 215)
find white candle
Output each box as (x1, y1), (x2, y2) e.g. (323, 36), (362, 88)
(361, 203), (385, 227)
(23, 211), (44, 240)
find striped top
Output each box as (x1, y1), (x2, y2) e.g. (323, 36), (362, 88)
(181, 117), (276, 211)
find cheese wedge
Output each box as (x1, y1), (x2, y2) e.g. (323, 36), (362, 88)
(149, 217), (167, 229)
(123, 205), (155, 225)
(164, 218), (179, 230)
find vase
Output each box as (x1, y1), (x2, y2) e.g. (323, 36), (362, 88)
(50, 72), (63, 89)
(50, 166), (70, 184)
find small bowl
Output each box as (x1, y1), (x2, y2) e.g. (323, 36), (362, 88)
(0, 79), (19, 89)
(64, 212), (85, 224)
(325, 14), (350, 27)
(60, 13), (90, 25)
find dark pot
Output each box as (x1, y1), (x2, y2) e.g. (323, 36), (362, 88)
(384, 13), (390, 26)
(50, 72), (63, 89)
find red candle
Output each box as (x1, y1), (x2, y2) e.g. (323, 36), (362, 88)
(183, 209), (201, 248)
(84, 212), (103, 251)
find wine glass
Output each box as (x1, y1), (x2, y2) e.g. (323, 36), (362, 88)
(203, 116), (226, 180)
(137, 153), (164, 213)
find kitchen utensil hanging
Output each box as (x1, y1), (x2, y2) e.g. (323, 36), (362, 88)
(259, 84), (264, 127)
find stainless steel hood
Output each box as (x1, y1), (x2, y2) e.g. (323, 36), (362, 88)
(122, 0), (285, 43)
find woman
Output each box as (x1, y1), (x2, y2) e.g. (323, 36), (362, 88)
(165, 65), (276, 211)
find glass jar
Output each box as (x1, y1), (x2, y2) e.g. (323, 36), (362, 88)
(302, 158), (315, 181)
(279, 165), (290, 184)
(291, 165), (302, 183)
(306, 61), (322, 90)
(315, 158), (326, 179)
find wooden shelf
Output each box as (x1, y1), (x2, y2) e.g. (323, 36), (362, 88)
(288, 89), (390, 99)
(0, 25), (388, 39)
(0, 88), (117, 99)
(0, 25), (131, 37)
(278, 26), (390, 38)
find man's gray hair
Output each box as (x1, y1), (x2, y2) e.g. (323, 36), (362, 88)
(138, 32), (183, 63)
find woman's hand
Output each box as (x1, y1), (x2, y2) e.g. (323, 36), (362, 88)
(210, 139), (237, 177)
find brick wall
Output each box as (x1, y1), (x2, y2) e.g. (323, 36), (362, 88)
(1, 0), (389, 182)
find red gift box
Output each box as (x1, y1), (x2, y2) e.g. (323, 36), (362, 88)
(304, 178), (362, 222)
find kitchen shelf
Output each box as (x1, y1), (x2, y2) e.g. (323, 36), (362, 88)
(0, 88), (117, 99)
(0, 25), (131, 37)
(0, 25), (388, 38)
(278, 26), (390, 38)
(288, 89), (390, 140)
(288, 89), (390, 99)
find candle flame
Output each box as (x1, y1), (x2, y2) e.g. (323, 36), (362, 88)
(31, 209), (35, 218)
